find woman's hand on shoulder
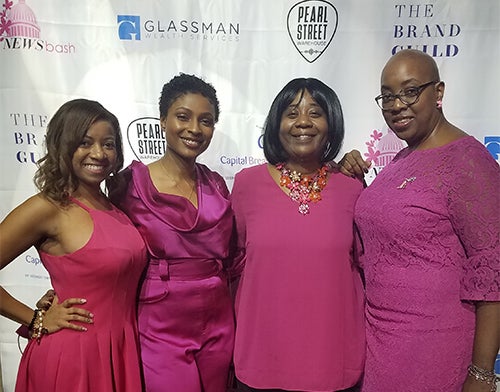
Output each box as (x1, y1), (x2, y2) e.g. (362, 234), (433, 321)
(338, 150), (371, 181)
(43, 294), (93, 333)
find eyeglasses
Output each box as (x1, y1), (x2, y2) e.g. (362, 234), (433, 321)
(374, 81), (439, 110)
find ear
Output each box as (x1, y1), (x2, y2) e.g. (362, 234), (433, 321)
(436, 81), (445, 101)
(160, 117), (167, 131)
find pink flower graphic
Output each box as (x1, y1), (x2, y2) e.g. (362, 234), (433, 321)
(370, 129), (383, 141)
(364, 146), (380, 163)
(0, 0), (13, 41)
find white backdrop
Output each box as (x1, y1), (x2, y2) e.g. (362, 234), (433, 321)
(1, 0), (499, 390)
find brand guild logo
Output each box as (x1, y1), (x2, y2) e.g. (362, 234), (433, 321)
(287, 0), (338, 63)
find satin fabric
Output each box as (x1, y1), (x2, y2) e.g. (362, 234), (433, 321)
(117, 161), (235, 392)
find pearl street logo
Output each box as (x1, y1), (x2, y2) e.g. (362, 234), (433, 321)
(127, 117), (165, 164)
(287, 0), (338, 63)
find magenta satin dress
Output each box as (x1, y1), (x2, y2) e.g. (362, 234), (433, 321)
(117, 160), (235, 392)
(15, 198), (147, 392)
(231, 164), (365, 391)
(355, 136), (500, 392)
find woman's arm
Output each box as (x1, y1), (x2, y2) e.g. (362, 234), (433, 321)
(1, 195), (93, 334)
(462, 301), (500, 392)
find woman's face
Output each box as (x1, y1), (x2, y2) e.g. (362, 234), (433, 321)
(71, 120), (118, 189)
(380, 55), (442, 148)
(161, 93), (216, 162)
(279, 89), (329, 167)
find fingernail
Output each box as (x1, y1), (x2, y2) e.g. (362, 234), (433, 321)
(89, 313), (94, 318)
(80, 299), (87, 303)
(81, 327), (87, 331)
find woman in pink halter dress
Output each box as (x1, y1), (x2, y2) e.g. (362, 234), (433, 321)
(0, 99), (147, 392)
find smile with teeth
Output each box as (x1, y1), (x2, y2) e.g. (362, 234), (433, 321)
(293, 134), (314, 140)
(182, 137), (202, 147)
(393, 117), (413, 128)
(84, 164), (107, 173)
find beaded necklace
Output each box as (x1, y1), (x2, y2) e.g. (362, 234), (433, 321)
(276, 163), (329, 215)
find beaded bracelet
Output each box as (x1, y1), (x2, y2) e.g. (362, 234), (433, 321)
(29, 309), (48, 343)
(467, 363), (499, 392)
(27, 309), (39, 332)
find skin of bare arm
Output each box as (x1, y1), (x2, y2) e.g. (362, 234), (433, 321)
(462, 301), (500, 392)
(0, 194), (93, 333)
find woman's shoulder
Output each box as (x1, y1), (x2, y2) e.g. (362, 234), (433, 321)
(196, 163), (230, 195)
(234, 163), (268, 181)
(438, 136), (498, 169)
(5, 194), (64, 231)
(327, 162), (365, 191)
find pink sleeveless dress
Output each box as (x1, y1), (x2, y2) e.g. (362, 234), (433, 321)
(15, 198), (147, 392)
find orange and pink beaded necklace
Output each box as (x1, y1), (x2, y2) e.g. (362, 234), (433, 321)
(276, 163), (329, 215)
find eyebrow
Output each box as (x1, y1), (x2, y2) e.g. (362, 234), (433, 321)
(381, 78), (422, 90)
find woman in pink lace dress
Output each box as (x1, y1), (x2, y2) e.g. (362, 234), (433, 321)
(341, 50), (499, 392)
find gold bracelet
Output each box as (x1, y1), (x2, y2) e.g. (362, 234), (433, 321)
(30, 309), (48, 343)
(467, 363), (499, 392)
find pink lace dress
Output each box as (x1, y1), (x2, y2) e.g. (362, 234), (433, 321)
(354, 136), (500, 392)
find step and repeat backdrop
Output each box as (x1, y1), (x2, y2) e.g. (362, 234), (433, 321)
(1, 0), (499, 389)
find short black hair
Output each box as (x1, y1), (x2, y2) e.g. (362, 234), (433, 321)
(263, 77), (344, 164)
(159, 73), (220, 122)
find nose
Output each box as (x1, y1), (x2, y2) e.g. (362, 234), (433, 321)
(390, 96), (407, 111)
(296, 112), (313, 127)
(90, 144), (106, 159)
(187, 120), (202, 134)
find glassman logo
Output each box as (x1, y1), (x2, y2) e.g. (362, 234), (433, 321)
(287, 0), (338, 63)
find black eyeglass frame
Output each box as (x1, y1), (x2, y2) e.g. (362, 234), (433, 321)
(374, 80), (440, 110)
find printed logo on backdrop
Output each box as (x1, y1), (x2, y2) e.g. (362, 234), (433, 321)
(117, 15), (141, 40)
(117, 14), (239, 42)
(390, 3), (461, 57)
(0, 0), (75, 53)
(361, 128), (406, 183)
(287, 0), (338, 63)
(220, 126), (267, 169)
(127, 117), (165, 164)
(25, 253), (49, 281)
(9, 110), (47, 164)
(484, 136), (500, 163)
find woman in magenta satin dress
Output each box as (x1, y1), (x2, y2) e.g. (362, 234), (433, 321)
(111, 73), (235, 392)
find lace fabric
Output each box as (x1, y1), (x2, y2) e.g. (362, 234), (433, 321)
(354, 136), (499, 391)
